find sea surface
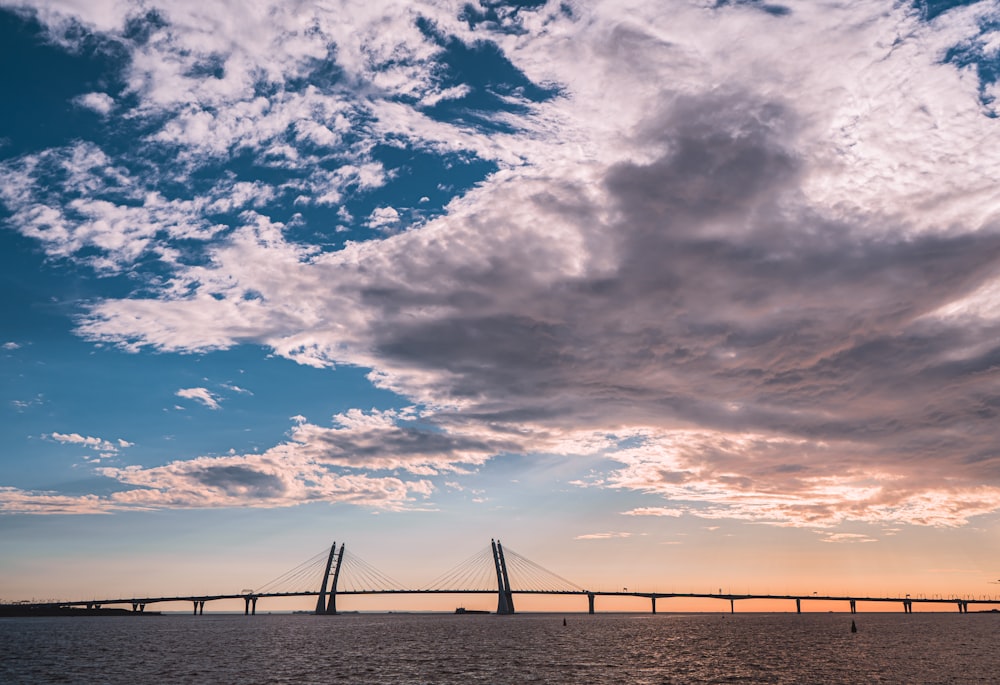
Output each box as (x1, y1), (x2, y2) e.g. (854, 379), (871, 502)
(1, 612), (998, 684)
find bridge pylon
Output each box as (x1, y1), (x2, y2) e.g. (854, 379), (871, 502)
(492, 539), (515, 614)
(315, 541), (345, 615)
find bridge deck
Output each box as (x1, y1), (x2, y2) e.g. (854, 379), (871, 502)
(15, 589), (999, 611)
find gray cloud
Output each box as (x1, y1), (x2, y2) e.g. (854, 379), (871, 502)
(188, 465), (287, 498)
(289, 409), (526, 474)
(368, 94), (1000, 438)
(343, 92), (1000, 522)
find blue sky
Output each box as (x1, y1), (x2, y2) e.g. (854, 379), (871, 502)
(3, 0), (1000, 606)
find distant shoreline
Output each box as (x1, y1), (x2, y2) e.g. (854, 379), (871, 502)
(0, 606), (161, 617)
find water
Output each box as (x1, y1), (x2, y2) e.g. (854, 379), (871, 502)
(2, 612), (997, 684)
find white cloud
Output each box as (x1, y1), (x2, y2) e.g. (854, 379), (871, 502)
(0, 142), (232, 271)
(73, 92), (115, 115)
(366, 206), (400, 230)
(175, 387), (221, 410)
(46, 431), (130, 455)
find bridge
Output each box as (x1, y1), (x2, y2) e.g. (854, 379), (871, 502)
(9, 539), (1000, 616)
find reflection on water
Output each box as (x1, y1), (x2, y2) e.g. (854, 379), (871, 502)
(2, 612), (998, 684)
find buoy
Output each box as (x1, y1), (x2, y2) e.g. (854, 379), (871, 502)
(850, 620), (857, 633)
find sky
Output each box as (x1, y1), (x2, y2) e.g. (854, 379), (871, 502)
(2, 0), (1000, 613)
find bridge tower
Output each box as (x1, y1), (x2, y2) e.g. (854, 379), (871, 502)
(315, 541), (337, 614)
(491, 538), (515, 614)
(315, 541), (345, 615)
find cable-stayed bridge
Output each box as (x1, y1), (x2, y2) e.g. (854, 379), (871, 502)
(9, 539), (999, 616)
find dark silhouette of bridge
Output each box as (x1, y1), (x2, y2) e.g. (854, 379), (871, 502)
(9, 539), (1000, 616)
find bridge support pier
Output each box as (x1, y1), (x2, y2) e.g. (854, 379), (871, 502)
(957, 601), (967, 613)
(131, 602), (145, 613)
(192, 600), (204, 615)
(730, 599), (735, 614)
(588, 592), (595, 614)
(796, 598), (801, 614)
(244, 596), (257, 615)
(850, 599), (856, 614)
(903, 600), (912, 613)
(651, 596), (656, 615)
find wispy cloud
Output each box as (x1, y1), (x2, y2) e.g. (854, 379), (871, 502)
(221, 383), (252, 396)
(175, 387), (221, 410)
(575, 532), (633, 540)
(621, 507), (685, 518)
(815, 532), (879, 544)
(11, 394), (44, 412)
